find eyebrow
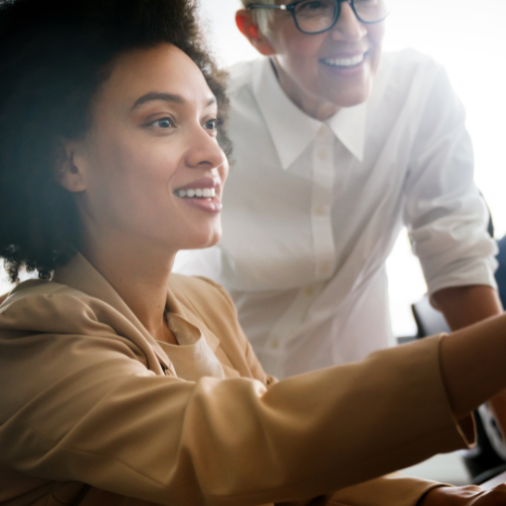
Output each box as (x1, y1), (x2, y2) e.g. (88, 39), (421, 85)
(131, 92), (216, 109)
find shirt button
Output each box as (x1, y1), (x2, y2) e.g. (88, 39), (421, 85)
(317, 148), (328, 160)
(305, 287), (314, 297)
(270, 340), (279, 350)
(315, 204), (327, 216)
(319, 263), (330, 274)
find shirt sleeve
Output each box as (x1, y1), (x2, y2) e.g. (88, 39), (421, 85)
(403, 64), (498, 297)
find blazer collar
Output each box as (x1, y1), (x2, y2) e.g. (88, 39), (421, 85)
(253, 57), (366, 169)
(53, 252), (177, 372)
(53, 253), (221, 358)
(165, 284), (221, 353)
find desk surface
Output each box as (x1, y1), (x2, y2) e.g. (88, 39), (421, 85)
(481, 470), (506, 490)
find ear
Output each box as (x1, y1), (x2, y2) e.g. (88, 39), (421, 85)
(235, 9), (276, 56)
(54, 140), (88, 193)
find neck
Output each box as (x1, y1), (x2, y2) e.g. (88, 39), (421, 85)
(271, 57), (340, 121)
(80, 227), (177, 344)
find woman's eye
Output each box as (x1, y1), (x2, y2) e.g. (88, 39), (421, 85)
(204, 118), (219, 132)
(152, 117), (174, 129)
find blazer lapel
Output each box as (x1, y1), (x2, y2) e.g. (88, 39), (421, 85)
(53, 253), (175, 376)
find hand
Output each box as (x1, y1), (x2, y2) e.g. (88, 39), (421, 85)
(420, 485), (506, 505)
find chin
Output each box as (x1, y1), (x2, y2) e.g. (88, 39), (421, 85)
(184, 228), (222, 251)
(329, 86), (370, 108)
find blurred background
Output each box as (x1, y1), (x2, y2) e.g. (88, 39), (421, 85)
(1, 0), (505, 485)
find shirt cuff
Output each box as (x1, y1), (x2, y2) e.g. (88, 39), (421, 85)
(426, 257), (498, 299)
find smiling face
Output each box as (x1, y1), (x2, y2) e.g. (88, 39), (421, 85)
(63, 44), (228, 255)
(240, 2), (385, 119)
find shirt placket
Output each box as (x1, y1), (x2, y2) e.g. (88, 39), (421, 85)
(262, 125), (336, 378)
(311, 124), (336, 280)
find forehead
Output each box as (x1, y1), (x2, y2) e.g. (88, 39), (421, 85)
(95, 44), (215, 113)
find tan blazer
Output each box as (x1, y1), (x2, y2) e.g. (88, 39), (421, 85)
(0, 254), (474, 506)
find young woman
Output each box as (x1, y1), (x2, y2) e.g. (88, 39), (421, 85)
(1, 1), (506, 505)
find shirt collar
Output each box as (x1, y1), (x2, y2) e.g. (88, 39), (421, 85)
(252, 57), (366, 169)
(326, 100), (366, 163)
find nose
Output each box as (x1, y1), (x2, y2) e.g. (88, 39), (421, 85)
(186, 124), (227, 173)
(330, 1), (367, 42)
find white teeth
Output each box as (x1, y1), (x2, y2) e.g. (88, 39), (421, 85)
(323, 53), (364, 67)
(175, 187), (217, 199)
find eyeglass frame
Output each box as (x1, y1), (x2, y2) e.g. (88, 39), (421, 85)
(247, 0), (390, 35)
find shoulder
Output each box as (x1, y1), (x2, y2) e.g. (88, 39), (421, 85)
(369, 50), (457, 134)
(381, 49), (443, 78)
(0, 279), (117, 337)
(375, 49), (446, 102)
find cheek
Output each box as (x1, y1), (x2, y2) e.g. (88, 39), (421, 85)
(287, 38), (324, 64)
(88, 133), (178, 223)
(220, 160), (230, 186)
(276, 26), (325, 64)
(367, 24), (385, 71)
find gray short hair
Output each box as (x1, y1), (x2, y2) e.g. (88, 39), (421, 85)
(240, 0), (275, 36)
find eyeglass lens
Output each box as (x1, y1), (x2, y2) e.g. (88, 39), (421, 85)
(294, 0), (393, 33)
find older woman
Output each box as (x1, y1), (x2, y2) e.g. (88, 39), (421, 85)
(1, 1), (506, 506)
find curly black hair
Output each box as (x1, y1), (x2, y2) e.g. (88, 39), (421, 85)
(0, 0), (230, 282)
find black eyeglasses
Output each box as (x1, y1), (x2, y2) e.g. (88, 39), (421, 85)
(247, 0), (393, 34)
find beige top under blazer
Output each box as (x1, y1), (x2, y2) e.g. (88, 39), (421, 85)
(0, 254), (474, 506)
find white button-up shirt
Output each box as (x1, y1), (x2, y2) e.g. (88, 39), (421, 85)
(175, 49), (498, 379)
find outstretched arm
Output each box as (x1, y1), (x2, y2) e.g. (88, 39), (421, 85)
(433, 284), (506, 435)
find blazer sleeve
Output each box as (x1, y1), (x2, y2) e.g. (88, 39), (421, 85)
(0, 292), (473, 506)
(276, 474), (447, 506)
(325, 473), (446, 506)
